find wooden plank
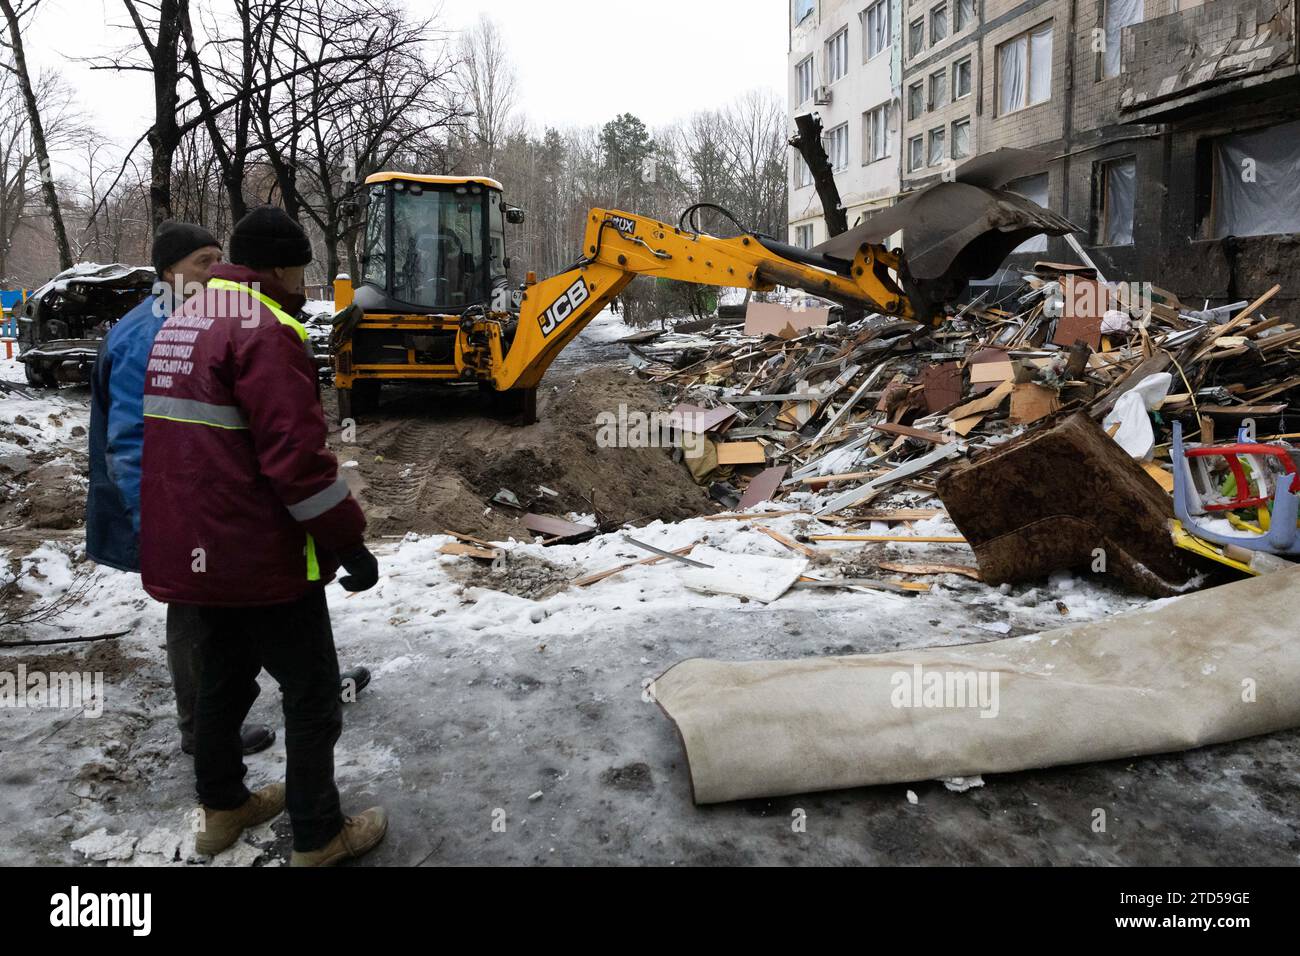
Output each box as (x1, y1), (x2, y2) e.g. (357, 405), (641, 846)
(754, 525), (818, 558)
(877, 561), (982, 580)
(522, 513), (597, 541)
(716, 441), (767, 465)
(870, 421), (948, 443)
(438, 542), (500, 560)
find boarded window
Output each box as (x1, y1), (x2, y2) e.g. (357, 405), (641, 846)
(1008, 173), (1050, 253)
(864, 0), (890, 59)
(953, 56), (972, 98)
(955, 0), (975, 31)
(1103, 0), (1143, 79)
(928, 127), (946, 166)
(952, 118), (971, 159)
(864, 103), (890, 162)
(908, 81), (925, 120)
(909, 135), (925, 171)
(827, 28), (849, 82)
(931, 4), (948, 43)
(997, 22), (1052, 114)
(1213, 119), (1300, 239)
(1099, 157), (1136, 245)
(929, 69), (947, 109)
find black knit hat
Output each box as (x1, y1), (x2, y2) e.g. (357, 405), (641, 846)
(151, 220), (220, 276)
(229, 206), (313, 269)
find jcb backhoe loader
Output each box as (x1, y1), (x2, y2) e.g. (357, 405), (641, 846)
(330, 151), (1076, 423)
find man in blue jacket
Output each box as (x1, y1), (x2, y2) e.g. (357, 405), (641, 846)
(87, 222), (277, 756)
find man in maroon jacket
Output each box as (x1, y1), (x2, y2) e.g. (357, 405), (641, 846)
(140, 206), (386, 866)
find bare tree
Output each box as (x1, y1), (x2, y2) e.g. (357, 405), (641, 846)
(0, 0), (73, 269)
(457, 15), (516, 178)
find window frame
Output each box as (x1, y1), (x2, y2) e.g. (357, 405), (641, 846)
(952, 55), (973, 99)
(995, 20), (1053, 116)
(930, 3), (949, 45)
(826, 27), (850, 83)
(794, 0), (816, 26)
(951, 117), (972, 160)
(795, 55), (815, 105)
(1096, 155), (1137, 246)
(909, 18), (925, 58)
(908, 81), (925, 121)
(928, 68), (948, 111)
(824, 121), (850, 172)
(955, 0), (975, 32)
(863, 0), (891, 61)
(908, 134), (926, 172)
(927, 126), (947, 167)
(863, 102), (890, 164)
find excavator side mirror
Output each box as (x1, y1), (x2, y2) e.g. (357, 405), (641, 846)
(505, 206), (526, 225)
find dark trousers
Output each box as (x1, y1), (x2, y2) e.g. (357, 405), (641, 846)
(171, 586), (345, 852)
(164, 605), (198, 749)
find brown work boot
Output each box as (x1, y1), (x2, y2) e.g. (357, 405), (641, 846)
(290, 807), (388, 867)
(194, 783), (286, 857)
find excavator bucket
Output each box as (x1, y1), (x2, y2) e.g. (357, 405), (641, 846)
(814, 149), (1079, 318)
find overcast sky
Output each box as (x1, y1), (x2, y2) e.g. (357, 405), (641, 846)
(23, 0), (788, 172)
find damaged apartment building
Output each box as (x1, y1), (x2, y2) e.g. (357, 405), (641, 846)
(788, 0), (1300, 312)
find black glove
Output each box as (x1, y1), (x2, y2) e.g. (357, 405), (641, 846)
(338, 545), (379, 592)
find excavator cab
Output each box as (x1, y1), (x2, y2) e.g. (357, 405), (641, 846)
(332, 173), (524, 419)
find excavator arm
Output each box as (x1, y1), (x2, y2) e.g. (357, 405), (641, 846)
(474, 207), (917, 392)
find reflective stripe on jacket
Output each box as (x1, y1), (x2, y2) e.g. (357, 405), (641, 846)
(139, 263), (365, 607)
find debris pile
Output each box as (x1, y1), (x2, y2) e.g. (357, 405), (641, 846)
(604, 270), (1300, 597)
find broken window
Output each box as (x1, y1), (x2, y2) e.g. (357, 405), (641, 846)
(864, 103), (890, 162)
(1213, 119), (1300, 239)
(795, 223), (815, 249)
(929, 69), (947, 110)
(826, 28), (849, 82)
(955, 0), (975, 31)
(909, 18), (925, 57)
(909, 135), (925, 171)
(863, 0), (890, 59)
(1008, 173), (1050, 253)
(908, 81), (925, 120)
(825, 122), (850, 171)
(794, 0), (815, 24)
(928, 127), (946, 166)
(997, 21), (1052, 114)
(795, 56), (814, 104)
(1098, 156), (1136, 245)
(952, 117), (971, 159)
(1102, 0), (1143, 79)
(931, 4), (948, 44)
(953, 55), (972, 98)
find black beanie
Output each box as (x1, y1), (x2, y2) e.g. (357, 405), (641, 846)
(151, 220), (220, 276)
(229, 206), (313, 269)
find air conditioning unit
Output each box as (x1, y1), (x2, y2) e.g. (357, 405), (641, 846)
(814, 85), (833, 105)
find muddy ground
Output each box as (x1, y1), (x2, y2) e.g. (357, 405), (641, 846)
(330, 367), (715, 541)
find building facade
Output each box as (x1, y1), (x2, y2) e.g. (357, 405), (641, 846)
(789, 0), (1300, 309)
(788, 0), (905, 248)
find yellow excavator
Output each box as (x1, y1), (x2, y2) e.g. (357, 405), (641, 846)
(331, 152), (1075, 423)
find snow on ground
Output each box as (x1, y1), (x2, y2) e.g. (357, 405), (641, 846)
(1, 349), (27, 385)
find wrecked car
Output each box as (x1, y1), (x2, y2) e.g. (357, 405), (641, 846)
(16, 263), (156, 388)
